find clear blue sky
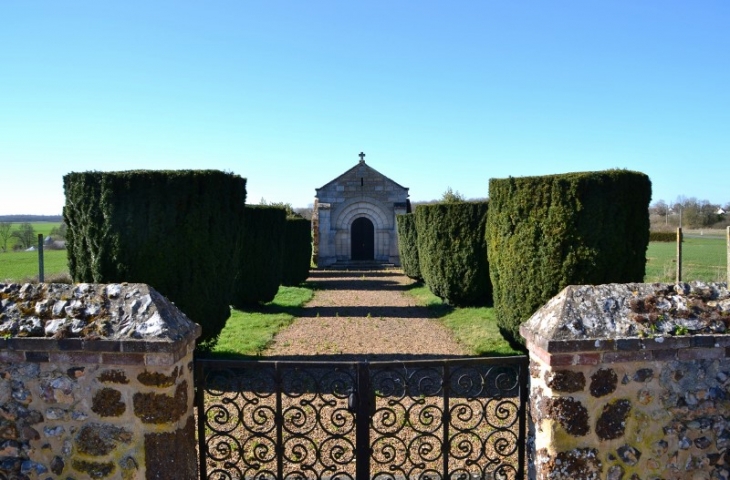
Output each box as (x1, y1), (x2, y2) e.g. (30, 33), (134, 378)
(1, 1), (728, 216)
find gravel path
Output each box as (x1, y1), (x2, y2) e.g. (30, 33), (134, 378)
(262, 270), (469, 360)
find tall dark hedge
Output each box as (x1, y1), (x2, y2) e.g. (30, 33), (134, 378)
(396, 213), (421, 280)
(415, 202), (491, 306)
(63, 170), (246, 348)
(281, 217), (312, 286)
(487, 170), (651, 346)
(231, 206), (286, 307)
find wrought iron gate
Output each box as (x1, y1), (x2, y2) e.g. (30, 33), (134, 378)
(195, 357), (528, 479)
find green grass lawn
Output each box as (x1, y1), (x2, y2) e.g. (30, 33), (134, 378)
(0, 249), (69, 282)
(210, 286), (314, 357)
(30, 222), (59, 236)
(403, 283), (523, 356)
(645, 236), (727, 283)
(0, 222), (68, 282)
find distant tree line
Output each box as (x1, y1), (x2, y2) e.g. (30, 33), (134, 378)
(650, 197), (729, 229)
(0, 221), (66, 252)
(0, 215), (62, 223)
(258, 198), (313, 220)
(410, 187), (489, 209)
(409, 191), (728, 230)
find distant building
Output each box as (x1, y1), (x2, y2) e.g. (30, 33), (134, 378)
(313, 153), (409, 267)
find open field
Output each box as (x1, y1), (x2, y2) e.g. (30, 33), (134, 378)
(645, 235), (727, 283)
(0, 222), (66, 281)
(0, 249), (69, 283)
(1, 222), (62, 250)
(682, 228), (728, 239)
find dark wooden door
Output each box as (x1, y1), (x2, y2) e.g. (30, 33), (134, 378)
(351, 217), (374, 260)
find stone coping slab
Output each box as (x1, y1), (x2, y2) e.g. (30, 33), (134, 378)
(521, 281), (730, 355)
(0, 282), (201, 343)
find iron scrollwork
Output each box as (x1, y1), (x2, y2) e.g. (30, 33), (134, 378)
(369, 361), (524, 480)
(197, 357), (526, 479)
(199, 362), (358, 479)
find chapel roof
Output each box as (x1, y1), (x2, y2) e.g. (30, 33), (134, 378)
(315, 154), (409, 193)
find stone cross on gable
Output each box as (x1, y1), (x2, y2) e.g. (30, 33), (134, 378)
(359, 152), (366, 163)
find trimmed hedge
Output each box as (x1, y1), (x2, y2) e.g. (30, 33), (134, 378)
(415, 202), (491, 306)
(231, 206), (287, 307)
(650, 231), (679, 242)
(63, 170), (246, 348)
(396, 213), (421, 280)
(487, 170), (651, 347)
(281, 217), (312, 286)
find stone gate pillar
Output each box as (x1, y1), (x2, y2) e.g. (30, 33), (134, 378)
(521, 282), (730, 480)
(0, 282), (200, 480)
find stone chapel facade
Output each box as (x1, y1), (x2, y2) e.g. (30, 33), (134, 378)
(313, 154), (410, 267)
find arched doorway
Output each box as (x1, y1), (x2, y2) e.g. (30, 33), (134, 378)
(351, 217), (374, 261)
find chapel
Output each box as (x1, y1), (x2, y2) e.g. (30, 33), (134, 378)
(313, 153), (410, 267)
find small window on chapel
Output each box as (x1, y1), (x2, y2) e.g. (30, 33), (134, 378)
(361, 178), (364, 186)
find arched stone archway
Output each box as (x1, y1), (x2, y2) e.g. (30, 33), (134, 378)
(336, 197), (390, 231)
(333, 198), (391, 262)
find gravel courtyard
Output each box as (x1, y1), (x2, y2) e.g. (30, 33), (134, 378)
(261, 269), (469, 360)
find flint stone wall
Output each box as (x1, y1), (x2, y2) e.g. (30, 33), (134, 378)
(0, 282), (200, 480)
(521, 282), (730, 480)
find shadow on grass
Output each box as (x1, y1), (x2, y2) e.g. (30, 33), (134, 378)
(401, 282), (497, 319)
(233, 301), (305, 318)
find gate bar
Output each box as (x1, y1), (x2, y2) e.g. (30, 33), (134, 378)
(275, 362), (283, 480)
(517, 356), (529, 479)
(355, 361), (371, 479)
(442, 362), (450, 477)
(194, 359), (208, 480)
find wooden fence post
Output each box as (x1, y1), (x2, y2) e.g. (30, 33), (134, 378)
(676, 227), (682, 283)
(37, 233), (44, 283)
(726, 226), (729, 285)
